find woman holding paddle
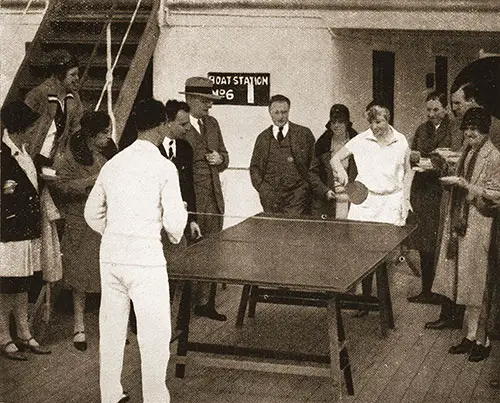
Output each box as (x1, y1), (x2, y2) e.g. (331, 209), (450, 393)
(330, 103), (412, 226)
(330, 104), (412, 316)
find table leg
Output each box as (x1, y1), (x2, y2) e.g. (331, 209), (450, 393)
(376, 262), (394, 337)
(170, 281), (183, 330)
(327, 297), (342, 401)
(175, 280), (192, 378)
(248, 285), (259, 318)
(335, 300), (354, 395)
(236, 285), (251, 327)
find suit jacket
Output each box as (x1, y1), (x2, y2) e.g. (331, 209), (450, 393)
(159, 138), (196, 223)
(250, 121), (315, 192)
(1, 141), (41, 242)
(182, 115), (229, 214)
(24, 76), (84, 160)
(412, 114), (452, 156)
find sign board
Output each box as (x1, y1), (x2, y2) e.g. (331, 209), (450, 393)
(208, 72), (270, 106)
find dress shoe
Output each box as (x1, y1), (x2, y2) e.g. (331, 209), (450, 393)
(194, 304), (227, 321)
(468, 343), (491, 362)
(449, 337), (475, 354)
(407, 292), (442, 305)
(118, 393), (130, 403)
(16, 337), (51, 354)
(425, 318), (463, 330)
(1, 341), (28, 361)
(73, 331), (87, 351)
(490, 379), (500, 389)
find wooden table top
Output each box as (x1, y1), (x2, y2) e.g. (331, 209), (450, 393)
(169, 215), (415, 293)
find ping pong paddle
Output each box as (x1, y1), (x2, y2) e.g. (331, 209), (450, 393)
(345, 181), (368, 205)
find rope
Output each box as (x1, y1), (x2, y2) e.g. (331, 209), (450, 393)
(80, 1), (118, 88)
(105, 23), (118, 142)
(95, 0), (144, 111)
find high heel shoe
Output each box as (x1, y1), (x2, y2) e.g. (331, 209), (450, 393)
(16, 338), (51, 355)
(73, 331), (87, 351)
(1, 341), (28, 361)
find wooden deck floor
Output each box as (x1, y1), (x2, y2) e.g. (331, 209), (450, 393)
(1, 269), (499, 403)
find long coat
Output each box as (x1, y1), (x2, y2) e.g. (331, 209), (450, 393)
(432, 139), (500, 307)
(409, 116), (452, 257)
(1, 141), (41, 242)
(182, 115), (228, 235)
(52, 148), (106, 293)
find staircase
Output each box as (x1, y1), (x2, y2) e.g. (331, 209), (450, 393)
(4, 0), (161, 147)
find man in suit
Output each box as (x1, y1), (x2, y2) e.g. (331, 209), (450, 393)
(159, 99), (202, 255)
(250, 94), (315, 215)
(180, 77), (229, 321)
(407, 91), (451, 305)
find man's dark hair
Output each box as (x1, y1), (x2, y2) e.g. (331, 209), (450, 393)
(132, 98), (165, 131)
(426, 91), (447, 107)
(269, 94), (291, 107)
(450, 82), (479, 102)
(165, 99), (190, 122)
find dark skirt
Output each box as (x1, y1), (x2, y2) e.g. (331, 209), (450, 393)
(0, 276), (31, 294)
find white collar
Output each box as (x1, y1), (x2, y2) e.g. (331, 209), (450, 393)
(190, 114), (203, 133)
(162, 136), (175, 147)
(365, 126), (399, 145)
(134, 139), (162, 153)
(272, 122), (289, 138)
(2, 130), (26, 157)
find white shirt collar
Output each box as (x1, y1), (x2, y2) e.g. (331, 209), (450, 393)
(134, 139), (162, 153)
(365, 126), (399, 145)
(272, 122), (289, 140)
(162, 136), (176, 157)
(190, 114), (202, 134)
(2, 130), (26, 157)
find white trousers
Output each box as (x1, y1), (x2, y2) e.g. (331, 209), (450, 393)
(99, 263), (171, 403)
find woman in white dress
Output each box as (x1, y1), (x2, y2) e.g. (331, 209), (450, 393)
(330, 104), (412, 315)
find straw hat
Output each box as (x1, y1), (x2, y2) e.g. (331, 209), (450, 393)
(179, 77), (222, 100)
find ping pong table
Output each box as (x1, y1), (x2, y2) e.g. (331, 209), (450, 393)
(169, 214), (415, 399)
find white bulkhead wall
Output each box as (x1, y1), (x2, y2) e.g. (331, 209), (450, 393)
(152, 5), (497, 226)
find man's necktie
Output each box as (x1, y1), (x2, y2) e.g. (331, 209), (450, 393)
(167, 140), (174, 159)
(198, 119), (204, 135)
(277, 127), (284, 143)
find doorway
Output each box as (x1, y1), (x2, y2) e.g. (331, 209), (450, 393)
(372, 50), (395, 124)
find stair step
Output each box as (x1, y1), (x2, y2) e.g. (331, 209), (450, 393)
(30, 55), (134, 70)
(50, 11), (150, 24)
(20, 77), (124, 92)
(40, 34), (141, 46)
(57, 0), (154, 10)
